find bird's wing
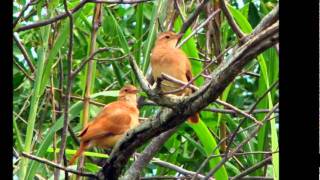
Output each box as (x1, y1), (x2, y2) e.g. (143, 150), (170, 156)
(79, 102), (132, 142)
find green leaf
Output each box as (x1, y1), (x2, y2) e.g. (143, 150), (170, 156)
(142, 0), (166, 74)
(227, 4), (279, 179)
(90, 90), (119, 99)
(189, 121), (228, 180)
(26, 102), (84, 179)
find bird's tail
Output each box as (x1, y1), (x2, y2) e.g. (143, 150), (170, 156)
(69, 141), (89, 165)
(188, 113), (199, 123)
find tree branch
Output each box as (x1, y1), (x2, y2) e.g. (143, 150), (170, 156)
(14, 0), (154, 32)
(71, 47), (123, 78)
(55, 0), (74, 179)
(177, 8), (221, 48)
(179, 0), (210, 34)
(220, 0), (245, 39)
(13, 34), (35, 72)
(13, 0), (39, 28)
(204, 103), (279, 179)
(231, 156), (272, 180)
(122, 128), (177, 180)
(21, 152), (98, 179)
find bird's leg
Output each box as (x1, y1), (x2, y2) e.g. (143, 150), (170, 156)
(154, 77), (164, 94)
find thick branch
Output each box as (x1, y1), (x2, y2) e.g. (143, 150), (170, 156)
(122, 128), (177, 180)
(97, 18), (278, 180)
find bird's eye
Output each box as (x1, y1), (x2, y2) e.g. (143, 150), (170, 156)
(124, 89), (128, 92)
(165, 35), (170, 39)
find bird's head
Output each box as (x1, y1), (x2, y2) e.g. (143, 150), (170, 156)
(155, 31), (183, 48)
(118, 84), (139, 104)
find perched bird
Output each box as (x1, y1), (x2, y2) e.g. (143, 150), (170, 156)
(69, 85), (140, 165)
(150, 31), (199, 123)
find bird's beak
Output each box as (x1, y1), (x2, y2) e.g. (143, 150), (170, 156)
(131, 89), (140, 94)
(176, 33), (184, 39)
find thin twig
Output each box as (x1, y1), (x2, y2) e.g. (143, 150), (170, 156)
(95, 54), (129, 63)
(203, 108), (278, 115)
(151, 158), (214, 180)
(21, 152), (98, 179)
(231, 156), (272, 180)
(88, 0), (154, 3)
(15, 0), (154, 32)
(56, 0), (74, 179)
(174, 0), (185, 23)
(215, 99), (262, 125)
(208, 151), (278, 159)
(248, 80), (279, 114)
(13, 59), (34, 81)
(240, 71), (260, 78)
(204, 103), (279, 179)
(13, 34), (35, 72)
(15, 0), (88, 32)
(141, 176), (189, 179)
(220, 0), (246, 40)
(177, 9), (221, 48)
(71, 47), (123, 78)
(179, 0), (210, 34)
(13, 0), (39, 28)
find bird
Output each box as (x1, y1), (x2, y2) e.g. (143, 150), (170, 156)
(150, 31), (199, 123)
(69, 84), (140, 165)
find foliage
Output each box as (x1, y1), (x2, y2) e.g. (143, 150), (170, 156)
(13, 0), (278, 179)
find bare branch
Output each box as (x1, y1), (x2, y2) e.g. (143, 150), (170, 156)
(71, 47), (123, 78)
(151, 158), (214, 180)
(231, 156), (272, 180)
(13, 0), (39, 28)
(15, 0), (88, 32)
(248, 80), (279, 113)
(55, 0), (74, 178)
(13, 34), (35, 72)
(204, 103), (279, 179)
(179, 0), (210, 34)
(14, 0), (155, 32)
(88, 0), (154, 4)
(177, 9), (221, 48)
(13, 59), (34, 81)
(21, 152), (98, 179)
(220, 0), (246, 39)
(122, 128), (177, 180)
(215, 99), (262, 125)
(203, 108), (279, 115)
(173, 0), (185, 23)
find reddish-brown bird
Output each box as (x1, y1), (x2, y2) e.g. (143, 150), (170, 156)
(69, 85), (140, 165)
(150, 31), (199, 123)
